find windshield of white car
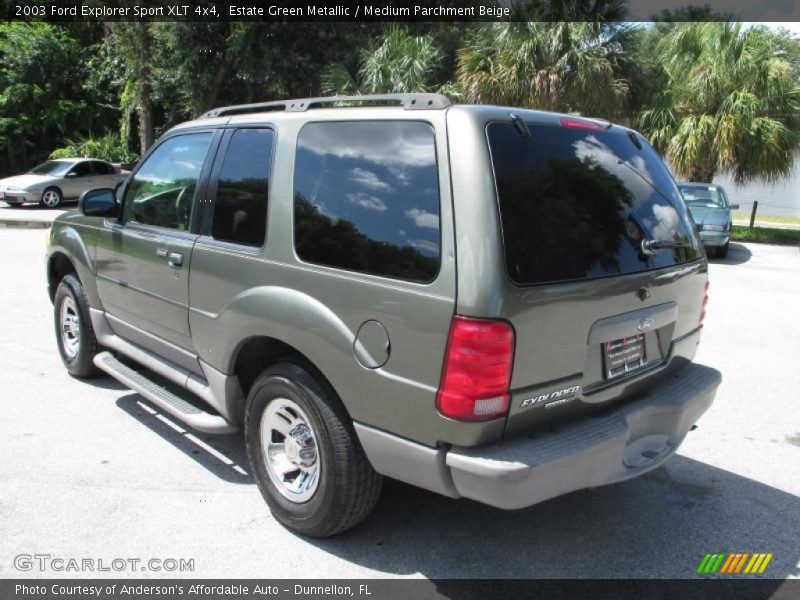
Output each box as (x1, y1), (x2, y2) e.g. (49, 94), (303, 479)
(29, 161), (73, 177)
(679, 185), (727, 208)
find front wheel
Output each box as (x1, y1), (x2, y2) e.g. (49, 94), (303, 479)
(718, 241), (729, 258)
(40, 187), (63, 208)
(244, 361), (382, 537)
(53, 274), (101, 377)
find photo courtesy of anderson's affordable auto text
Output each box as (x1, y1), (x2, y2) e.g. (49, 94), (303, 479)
(0, 0), (798, 599)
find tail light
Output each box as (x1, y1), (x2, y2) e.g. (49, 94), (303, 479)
(699, 281), (710, 327)
(436, 316), (515, 421)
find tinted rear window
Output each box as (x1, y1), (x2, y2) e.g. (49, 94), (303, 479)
(487, 122), (702, 286)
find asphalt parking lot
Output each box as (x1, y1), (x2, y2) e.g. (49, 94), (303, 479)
(0, 227), (798, 580)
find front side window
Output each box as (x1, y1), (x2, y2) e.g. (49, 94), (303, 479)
(123, 133), (212, 230)
(69, 162), (92, 177)
(293, 121), (440, 283)
(211, 129), (273, 246)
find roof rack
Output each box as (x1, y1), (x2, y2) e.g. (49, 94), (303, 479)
(200, 93), (452, 119)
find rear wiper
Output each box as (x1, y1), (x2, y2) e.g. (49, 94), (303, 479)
(640, 238), (693, 256)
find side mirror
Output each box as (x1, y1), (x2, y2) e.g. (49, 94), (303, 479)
(79, 188), (117, 217)
(729, 203), (740, 210)
(65, 172), (78, 178)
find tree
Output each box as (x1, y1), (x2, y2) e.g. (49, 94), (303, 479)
(109, 23), (156, 154)
(637, 22), (800, 184)
(322, 26), (458, 98)
(456, 21), (631, 118)
(0, 22), (114, 175)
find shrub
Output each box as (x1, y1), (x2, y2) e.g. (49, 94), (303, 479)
(50, 133), (139, 164)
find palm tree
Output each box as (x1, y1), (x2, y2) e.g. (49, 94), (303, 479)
(638, 22), (800, 184)
(456, 22), (631, 119)
(321, 26), (458, 98)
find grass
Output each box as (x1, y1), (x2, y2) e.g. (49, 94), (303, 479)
(732, 212), (800, 225)
(731, 225), (800, 245)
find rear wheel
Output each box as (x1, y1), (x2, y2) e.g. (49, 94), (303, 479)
(53, 274), (101, 378)
(41, 187), (63, 208)
(244, 361), (382, 537)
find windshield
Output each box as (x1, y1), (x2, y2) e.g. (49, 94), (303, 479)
(29, 161), (73, 177)
(487, 121), (703, 286)
(679, 185), (728, 208)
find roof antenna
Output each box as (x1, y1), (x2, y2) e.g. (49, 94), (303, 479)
(510, 113), (531, 139)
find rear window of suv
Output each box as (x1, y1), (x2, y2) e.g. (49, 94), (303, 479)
(487, 121), (702, 286)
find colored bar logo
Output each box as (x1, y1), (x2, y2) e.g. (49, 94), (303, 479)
(696, 552), (773, 574)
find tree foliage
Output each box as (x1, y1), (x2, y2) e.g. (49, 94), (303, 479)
(637, 22), (800, 183)
(457, 22), (631, 118)
(1, 18), (800, 188)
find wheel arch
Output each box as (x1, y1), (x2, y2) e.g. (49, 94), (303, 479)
(47, 251), (78, 302)
(229, 335), (345, 424)
(47, 224), (101, 307)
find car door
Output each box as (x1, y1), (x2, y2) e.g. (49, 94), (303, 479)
(95, 130), (218, 352)
(61, 160), (95, 198)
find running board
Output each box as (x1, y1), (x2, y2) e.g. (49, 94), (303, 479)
(94, 352), (238, 434)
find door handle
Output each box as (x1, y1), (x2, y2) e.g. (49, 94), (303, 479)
(167, 252), (184, 267)
(156, 248), (168, 258)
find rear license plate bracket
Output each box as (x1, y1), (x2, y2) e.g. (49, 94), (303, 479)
(603, 335), (646, 380)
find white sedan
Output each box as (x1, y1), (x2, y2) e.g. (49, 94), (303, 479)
(0, 158), (128, 208)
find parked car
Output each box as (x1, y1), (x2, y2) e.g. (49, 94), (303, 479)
(0, 158), (127, 208)
(678, 182), (739, 258)
(45, 94), (721, 537)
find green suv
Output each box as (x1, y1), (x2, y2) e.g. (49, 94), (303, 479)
(46, 94), (721, 537)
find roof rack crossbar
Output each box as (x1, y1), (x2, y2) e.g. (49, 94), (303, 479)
(201, 93), (452, 118)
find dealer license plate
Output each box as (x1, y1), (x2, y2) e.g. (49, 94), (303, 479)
(603, 335), (646, 380)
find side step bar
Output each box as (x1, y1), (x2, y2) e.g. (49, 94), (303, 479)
(94, 352), (238, 434)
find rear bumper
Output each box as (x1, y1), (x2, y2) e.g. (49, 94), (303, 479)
(356, 362), (721, 509)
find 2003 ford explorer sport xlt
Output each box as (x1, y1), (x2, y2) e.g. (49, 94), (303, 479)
(45, 94), (721, 537)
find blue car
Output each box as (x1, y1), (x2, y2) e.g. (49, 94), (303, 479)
(678, 182), (739, 258)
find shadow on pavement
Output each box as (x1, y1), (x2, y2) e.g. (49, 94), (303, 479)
(308, 455), (799, 580)
(115, 393), (253, 485)
(110, 383), (799, 580)
(711, 242), (752, 265)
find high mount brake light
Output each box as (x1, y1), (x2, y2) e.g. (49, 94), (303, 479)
(436, 316), (515, 421)
(559, 117), (604, 131)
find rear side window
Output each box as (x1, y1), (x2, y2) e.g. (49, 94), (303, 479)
(91, 161), (115, 175)
(293, 121), (440, 283)
(211, 129), (273, 246)
(487, 122), (702, 286)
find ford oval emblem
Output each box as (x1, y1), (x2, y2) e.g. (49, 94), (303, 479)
(637, 317), (655, 331)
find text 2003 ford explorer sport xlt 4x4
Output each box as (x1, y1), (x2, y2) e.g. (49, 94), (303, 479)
(46, 94), (721, 537)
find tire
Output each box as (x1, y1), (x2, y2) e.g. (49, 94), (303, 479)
(706, 246), (717, 259)
(53, 273), (101, 378)
(718, 241), (729, 258)
(40, 187), (63, 208)
(244, 361), (382, 537)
